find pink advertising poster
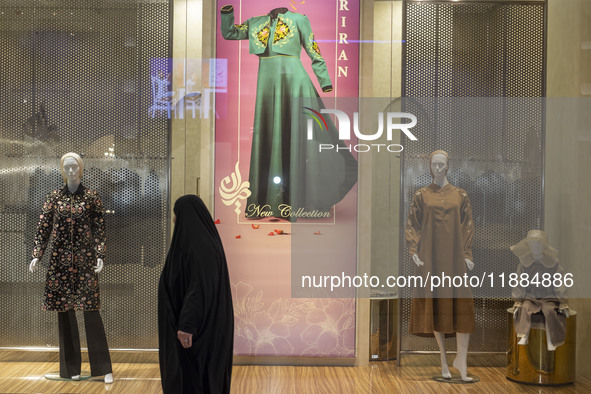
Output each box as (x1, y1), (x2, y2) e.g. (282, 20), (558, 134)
(214, 0), (359, 357)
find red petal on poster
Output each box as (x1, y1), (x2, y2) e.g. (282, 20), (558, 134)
(235, 235), (241, 239)
(313, 231), (322, 235)
(274, 229), (283, 234)
(214, 219), (221, 224)
(268, 232), (275, 236)
(252, 224), (260, 229)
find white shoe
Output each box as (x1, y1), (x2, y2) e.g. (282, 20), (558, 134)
(71, 375), (81, 381)
(104, 373), (113, 384)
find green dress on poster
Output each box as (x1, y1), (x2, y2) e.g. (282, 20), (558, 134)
(221, 6), (357, 219)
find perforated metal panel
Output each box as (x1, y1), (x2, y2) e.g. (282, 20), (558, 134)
(0, 0), (170, 349)
(401, 1), (545, 353)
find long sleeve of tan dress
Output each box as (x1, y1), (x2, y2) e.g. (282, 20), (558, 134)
(405, 183), (475, 336)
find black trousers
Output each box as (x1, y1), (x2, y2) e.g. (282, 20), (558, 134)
(58, 310), (113, 378)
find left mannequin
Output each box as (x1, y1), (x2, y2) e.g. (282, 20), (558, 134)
(29, 152), (113, 384)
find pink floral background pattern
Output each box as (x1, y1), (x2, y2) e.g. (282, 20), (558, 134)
(232, 282), (355, 357)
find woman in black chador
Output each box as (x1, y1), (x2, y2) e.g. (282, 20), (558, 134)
(158, 195), (234, 394)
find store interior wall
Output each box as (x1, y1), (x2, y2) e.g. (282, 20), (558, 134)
(369, 1), (403, 291)
(356, 0), (374, 365)
(546, 0), (591, 380)
(170, 0), (215, 211)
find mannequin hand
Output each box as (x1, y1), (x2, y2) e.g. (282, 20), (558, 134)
(178, 330), (193, 348)
(465, 259), (474, 271)
(94, 258), (104, 273)
(412, 254), (424, 267)
(29, 258), (39, 273)
(513, 302), (522, 317)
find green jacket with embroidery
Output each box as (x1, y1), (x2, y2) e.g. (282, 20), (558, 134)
(220, 5), (333, 92)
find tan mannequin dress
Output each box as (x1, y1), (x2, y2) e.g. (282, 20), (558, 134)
(405, 183), (475, 336)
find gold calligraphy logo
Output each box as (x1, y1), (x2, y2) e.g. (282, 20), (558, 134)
(219, 161), (251, 218)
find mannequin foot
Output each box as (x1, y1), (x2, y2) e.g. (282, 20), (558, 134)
(71, 375), (80, 381)
(433, 331), (451, 379)
(452, 357), (473, 382)
(104, 373), (113, 384)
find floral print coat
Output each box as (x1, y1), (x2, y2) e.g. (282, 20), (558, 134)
(32, 184), (106, 311)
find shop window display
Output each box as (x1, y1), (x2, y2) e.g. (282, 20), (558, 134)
(0, 0), (170, 353)
(1, 0), (590, 391)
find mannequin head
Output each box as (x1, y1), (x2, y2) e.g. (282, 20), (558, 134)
(510, 229), (559, 262)
(60, 152), (84, 184)
(527, 239), (545, 260)
(429, 150), (449, 179)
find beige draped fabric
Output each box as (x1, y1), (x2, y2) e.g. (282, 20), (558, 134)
(512, 257), (568, 347)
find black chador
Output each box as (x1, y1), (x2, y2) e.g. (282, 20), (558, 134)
(158, 195), (234, 394)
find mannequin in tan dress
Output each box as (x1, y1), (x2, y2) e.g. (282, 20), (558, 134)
(406, 150), (475, 382)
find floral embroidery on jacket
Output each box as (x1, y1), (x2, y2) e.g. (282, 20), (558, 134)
(273, 18), (291, 44)
(308, 33), (323, 58)
(272, 16), (296, 49)
(235, 22), (248, 32)
(255, 22), (271, 48)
